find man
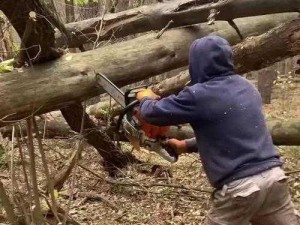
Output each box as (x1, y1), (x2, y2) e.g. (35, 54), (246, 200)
(135, 36), (299, 225)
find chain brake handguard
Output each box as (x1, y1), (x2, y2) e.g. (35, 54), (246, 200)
(115, 86), (148, 151)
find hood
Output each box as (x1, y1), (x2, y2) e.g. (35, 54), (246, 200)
(188, 35), (234, 84)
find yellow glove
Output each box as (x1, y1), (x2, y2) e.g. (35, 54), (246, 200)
(136, 89), (160, 102)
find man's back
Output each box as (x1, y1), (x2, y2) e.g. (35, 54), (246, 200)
(139, 36), (282, 188)
(189, 74), (282, 188)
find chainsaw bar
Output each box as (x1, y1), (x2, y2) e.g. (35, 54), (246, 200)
(96, 73), (126, 108)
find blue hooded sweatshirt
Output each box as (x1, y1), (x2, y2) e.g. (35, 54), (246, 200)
(139, 35), (282, 189)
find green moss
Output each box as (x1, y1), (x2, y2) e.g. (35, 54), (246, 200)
(0, 59), (14, 74)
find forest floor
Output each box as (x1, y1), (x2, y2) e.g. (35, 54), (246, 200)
(0, 79), (299, 225)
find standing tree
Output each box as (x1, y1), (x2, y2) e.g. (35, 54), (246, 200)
(65, 0), (75, 23)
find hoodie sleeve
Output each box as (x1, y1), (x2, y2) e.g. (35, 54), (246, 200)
(185, 138), (198, 153)
(139, 87), (199, 126)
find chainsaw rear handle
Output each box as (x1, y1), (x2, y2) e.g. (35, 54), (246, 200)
(161, 141), (179, 162)
(116, 99), (139, 133)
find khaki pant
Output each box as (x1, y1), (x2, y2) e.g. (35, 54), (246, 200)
(204, 167), (300, 225)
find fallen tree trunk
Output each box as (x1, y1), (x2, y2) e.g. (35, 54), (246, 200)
(1, 114), (299, 146)
(267, 120), (300, 146)
(168, 119), (300, 146)
(87, 19), (300, 118)
(55, 0), (300, 48)
(0, 14), (297, 127)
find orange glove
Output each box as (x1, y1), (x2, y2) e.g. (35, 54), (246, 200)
(164, 139), (188, 155)
(134, 108), (169, 139)
(136, 89), (160, 102)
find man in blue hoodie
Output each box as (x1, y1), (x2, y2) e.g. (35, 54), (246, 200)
(136, 36), (299, 225)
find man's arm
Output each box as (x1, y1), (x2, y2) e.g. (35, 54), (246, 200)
(138, 87), (199, 126)
(167, 138), (198, 155)
(185, 138), (198, 153)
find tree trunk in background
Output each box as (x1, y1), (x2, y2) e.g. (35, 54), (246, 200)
(0, 21), (13, 61)
(257, 68), (277, 104)
(80, 0), (101, 20)
(65, 0), (75, 23)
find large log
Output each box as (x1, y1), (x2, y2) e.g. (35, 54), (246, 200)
(1, 114), (299, 146)
(55, 0), (300, 48)
(0, 14), (298, 128)
(87, 19), (300, 118)
(167, 120), (300, 146)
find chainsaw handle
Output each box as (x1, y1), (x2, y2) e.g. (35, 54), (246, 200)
(116, 99), (139, 133)
(161, 141), (179, 162)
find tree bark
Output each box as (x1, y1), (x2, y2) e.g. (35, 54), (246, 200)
(0, 0), (63, 66)
(0, 14), (296, 127)
(55, 0), (300, 48)
(65, 0), (75, 23)
(88, 19), (300, 118)
(0, 17), (14, 61)
(257, 68), (277, 104)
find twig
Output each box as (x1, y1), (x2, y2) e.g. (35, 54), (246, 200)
(8, 129), (31, 224)
(42, 116), (47, 140)
(93, 5), (106, 49)
(16, 130), (31, 194)
(61, 191), (119, 210)
(26, 118), (44, 224)
(48, 142), (212, 194)
(33, 117), (60, 223)
(286, 170), (300, 175)
(16, 134), (33, 223)
(156, 20), (174, 39)
(78, 163), (211, 194)
(62, 102), (86, 225)
(10, 125), (16, 197)
(80, 192), (118, 210)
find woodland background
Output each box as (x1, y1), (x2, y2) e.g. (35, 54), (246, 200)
(0, 0), (299, 224)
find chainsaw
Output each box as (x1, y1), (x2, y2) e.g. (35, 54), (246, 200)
(96, 73), (178, 163)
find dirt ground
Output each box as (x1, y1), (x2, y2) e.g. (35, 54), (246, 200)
(0, 79), (299, 225)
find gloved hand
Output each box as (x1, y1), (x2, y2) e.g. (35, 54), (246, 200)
(163, 138), (188, 155)
(136, 89), (160, 102)
(134, 108), (169, 139)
